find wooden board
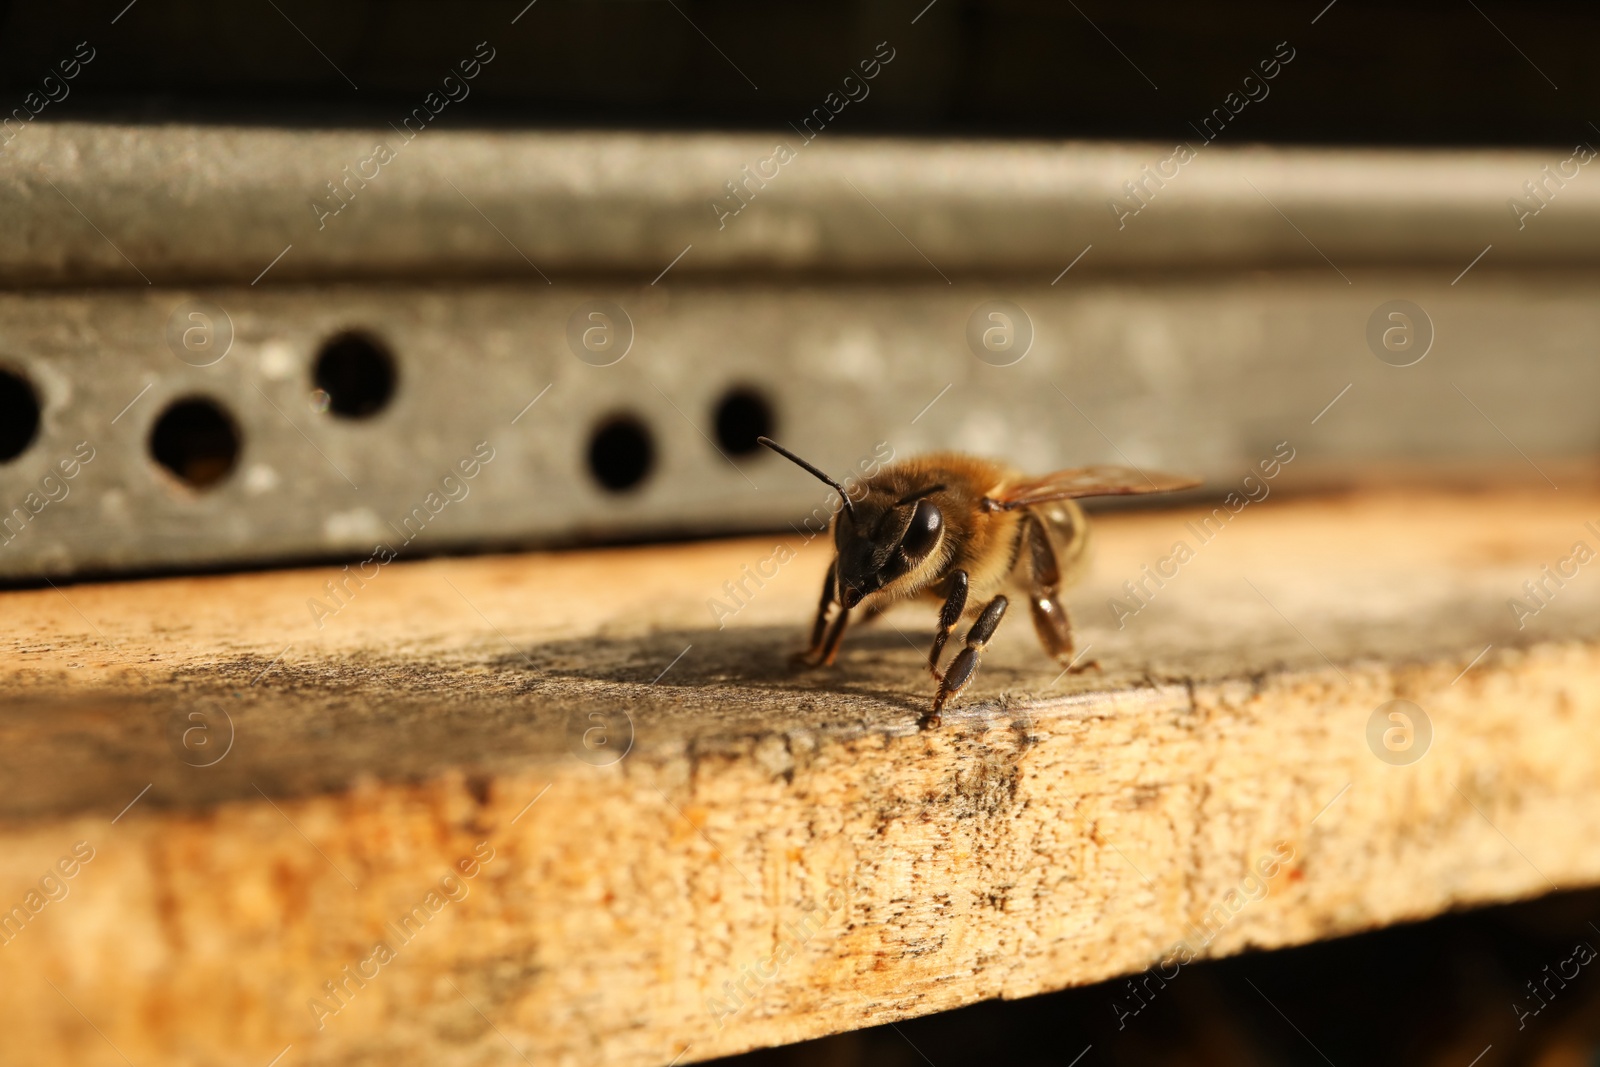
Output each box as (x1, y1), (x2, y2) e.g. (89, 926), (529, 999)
(3, 487), (1600, 1066)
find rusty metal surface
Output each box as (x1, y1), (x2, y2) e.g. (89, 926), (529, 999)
(5, 124), (1600, 288)
(0, 273), (1596, 578)
(3, 124), (1597, 577)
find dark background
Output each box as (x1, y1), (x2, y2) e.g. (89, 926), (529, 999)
(1, 0), (1593, 146)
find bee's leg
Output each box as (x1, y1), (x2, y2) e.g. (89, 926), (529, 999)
(926, 569), (969, 680)
(925, 594), (1008, 727)
(817, 604), (851, 667)
(791, 561), (838, 668)
(1030, 594), (1096, 671)
(1024, 515), (1098, 672)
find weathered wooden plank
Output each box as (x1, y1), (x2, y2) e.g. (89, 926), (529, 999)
(2, 488), (1599, 1066)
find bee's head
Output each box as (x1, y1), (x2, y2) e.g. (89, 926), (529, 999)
(831, 485), (945, 608)
(759, 437), (945, 609)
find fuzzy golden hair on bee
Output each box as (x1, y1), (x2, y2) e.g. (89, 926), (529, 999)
(758, 436), (1199, 728)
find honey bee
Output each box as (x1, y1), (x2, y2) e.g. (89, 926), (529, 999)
(758, 437), (1199, 727)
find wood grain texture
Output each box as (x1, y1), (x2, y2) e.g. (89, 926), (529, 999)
(3, 488), (1600, 1066)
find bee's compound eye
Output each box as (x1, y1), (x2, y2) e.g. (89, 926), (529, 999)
(900, 499), (943, 560)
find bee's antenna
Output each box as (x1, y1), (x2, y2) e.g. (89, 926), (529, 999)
(895, 484), (945, 506)
(757, 436), (859, 523)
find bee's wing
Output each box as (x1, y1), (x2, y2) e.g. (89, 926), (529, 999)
(981, 466), (1200, 512)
